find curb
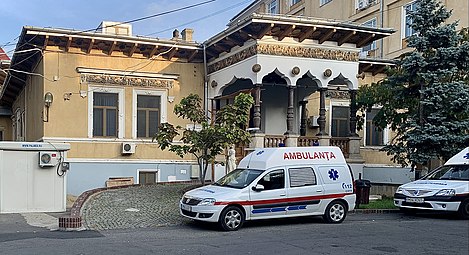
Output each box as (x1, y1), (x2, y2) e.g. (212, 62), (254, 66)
(351, 209), (400, 214)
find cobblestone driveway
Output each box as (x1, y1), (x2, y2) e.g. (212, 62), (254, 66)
(81, 184), (195, 230)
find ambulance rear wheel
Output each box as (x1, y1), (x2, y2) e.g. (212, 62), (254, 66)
(323, 201), (347, 224)
(219, 206), (244, 231)
(457, 199), (469, 220)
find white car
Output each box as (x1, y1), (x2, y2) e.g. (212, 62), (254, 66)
(180, 146), (356, 231)
(394, 147), (469, 219)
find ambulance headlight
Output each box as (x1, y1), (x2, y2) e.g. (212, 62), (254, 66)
(435, 189), (456, 196)
(198, 198), (216, 206)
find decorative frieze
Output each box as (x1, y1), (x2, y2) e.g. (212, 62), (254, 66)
(207, 45), (257, 74)
(80, 73), (174, 88)
(256, 44), (359, 62)
(207, 44), (359, 74)
(325, 90), (350, 99)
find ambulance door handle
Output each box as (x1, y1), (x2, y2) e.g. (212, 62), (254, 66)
(316, 190), (323, 193)
(280, 194), (286, 197)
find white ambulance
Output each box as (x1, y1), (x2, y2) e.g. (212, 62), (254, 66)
(394, 147), (469, 219)
(180, 146), (356, 231)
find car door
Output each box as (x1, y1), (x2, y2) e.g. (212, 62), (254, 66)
(249, 169), (287, 219)
(286, 166), (324, 216)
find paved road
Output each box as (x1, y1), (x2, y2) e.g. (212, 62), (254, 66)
(0, 213), (467, 255)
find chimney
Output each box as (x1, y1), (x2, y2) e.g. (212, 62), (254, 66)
(181, 28), (194, 42)
(172, 29), (180, 40)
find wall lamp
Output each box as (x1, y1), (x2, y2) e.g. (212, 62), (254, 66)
(43, 92), (53, 122)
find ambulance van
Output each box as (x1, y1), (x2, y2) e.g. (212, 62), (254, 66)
(180, 146), (356, 231)
(394, 147), (469, 219)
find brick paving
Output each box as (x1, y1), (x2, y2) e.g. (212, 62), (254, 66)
(81, 184), (195, 230)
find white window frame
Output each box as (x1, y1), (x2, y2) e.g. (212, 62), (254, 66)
(402, 1), (418, 40)
(320, 0), (332, 6)
(268, 0), (279, 14)
(88, 86), (125, 139)
(132, 89), (167, 140)
(361, 18), (378, 53)
(363, 108), (389, 147)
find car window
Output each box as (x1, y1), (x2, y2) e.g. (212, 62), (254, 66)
(258, 169), (285, 190)
(425, 165), (469, 181)
(289, 167), (317, 187)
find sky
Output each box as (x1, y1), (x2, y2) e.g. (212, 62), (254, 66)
(0, 0), (253, 58)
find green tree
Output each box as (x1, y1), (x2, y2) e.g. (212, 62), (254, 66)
(357, 0), (469, 169)
(154, 93), (254, 184)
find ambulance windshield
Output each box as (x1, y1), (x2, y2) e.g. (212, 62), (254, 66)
(425, 165), (469, 181)
(214, 169), (263, 189)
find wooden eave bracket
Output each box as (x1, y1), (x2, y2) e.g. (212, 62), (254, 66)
(318, 28), (336, 44)
(338, 31), (356, 46)
(128, 43), (138, 57)
(257, 23), (274, 39)
(277, 25), (296, 41)
(87, 39), (94, 54)
(357, 33), (376, 48)
(298, 27), (316, 43)
(187, 50), (198, 62)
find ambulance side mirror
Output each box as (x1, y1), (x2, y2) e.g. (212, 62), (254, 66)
(252, 184), (265, 192)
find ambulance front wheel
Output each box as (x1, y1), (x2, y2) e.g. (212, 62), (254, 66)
(458, 199), (469, 219)
(219, 206), (245, 231)
(323, 200), (347, 224)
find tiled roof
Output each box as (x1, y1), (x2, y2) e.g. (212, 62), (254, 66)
(0, 47), (10, 61)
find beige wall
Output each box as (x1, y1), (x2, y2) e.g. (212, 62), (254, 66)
(0, 116), (12, 140)
(35, 46), (204, 161)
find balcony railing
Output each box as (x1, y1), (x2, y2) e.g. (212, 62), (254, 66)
(264, 135), (286, 148)
(297, 136), (319, 147)
(330, 137), (350, 157)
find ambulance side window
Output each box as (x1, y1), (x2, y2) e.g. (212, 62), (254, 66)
(258, 169), (285, 190)
(289, 167), (317, 187)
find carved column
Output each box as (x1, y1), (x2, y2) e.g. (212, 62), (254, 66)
(285, 86), (295, 135)
(317, 88), (328, 136)
(349, 89), (358, 137)
(299, 100), (308, 136)
(253, 84), (262, 131)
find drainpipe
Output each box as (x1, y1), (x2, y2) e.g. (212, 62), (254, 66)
(380, 0), (385, 58)
(203, 43), (209, 116)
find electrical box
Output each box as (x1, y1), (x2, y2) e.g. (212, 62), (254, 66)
(308, 116), (320, 128)
(39, 151), (60, 167)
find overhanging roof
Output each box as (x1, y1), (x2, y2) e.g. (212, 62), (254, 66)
(205, 13), (395, 59)
(359, 57), (396, 76)
(0, 26), (205, 106)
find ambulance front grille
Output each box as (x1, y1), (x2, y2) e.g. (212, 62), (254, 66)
(182, 197), (202, 205)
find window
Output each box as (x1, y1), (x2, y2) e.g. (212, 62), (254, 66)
(88, 87), (124, 139)
(331, 106), (350, 137)
(365, 109), (384, 146)
(320, 0), (332, 6)
(268, 0), (278, 14)
(291, 0), (301, 5)
(0, 129), (3, 141)
(139, 171), (157, 185)
(137, 95), (160, 138)
(289, 167), (317, 187)
(93, 92), (118, 137)
(362, 18), (377, 53)
(14, 108), (25, 141)
(404, 1), (418, 38)
(133, 89), (167, 139)
(258, 169), (284, 190)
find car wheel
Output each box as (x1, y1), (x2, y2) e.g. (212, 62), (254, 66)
(219, 206), (244, 231)
(457, 199), (469, 220)
(323, 201), (347, 224)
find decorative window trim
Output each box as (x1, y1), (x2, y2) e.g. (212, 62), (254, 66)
(132, 89), (167, 139)
(363, 108), (389, 147)
(88, 86), (125, 139)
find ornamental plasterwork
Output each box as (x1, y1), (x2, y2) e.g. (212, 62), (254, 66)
(325, 90), (350, 99)
(80, 74), (174, 88)
(207, 45), (257, 74)
(207, 44), (359, 74)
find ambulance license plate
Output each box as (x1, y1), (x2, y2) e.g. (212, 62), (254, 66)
(406, 197), (424, 203)
(181, 204), (192, 211)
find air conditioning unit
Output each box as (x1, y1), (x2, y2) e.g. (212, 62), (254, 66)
(122, 142), (136, 154)
(39, 151), (60, 167)
(308, 116), (320, 128)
